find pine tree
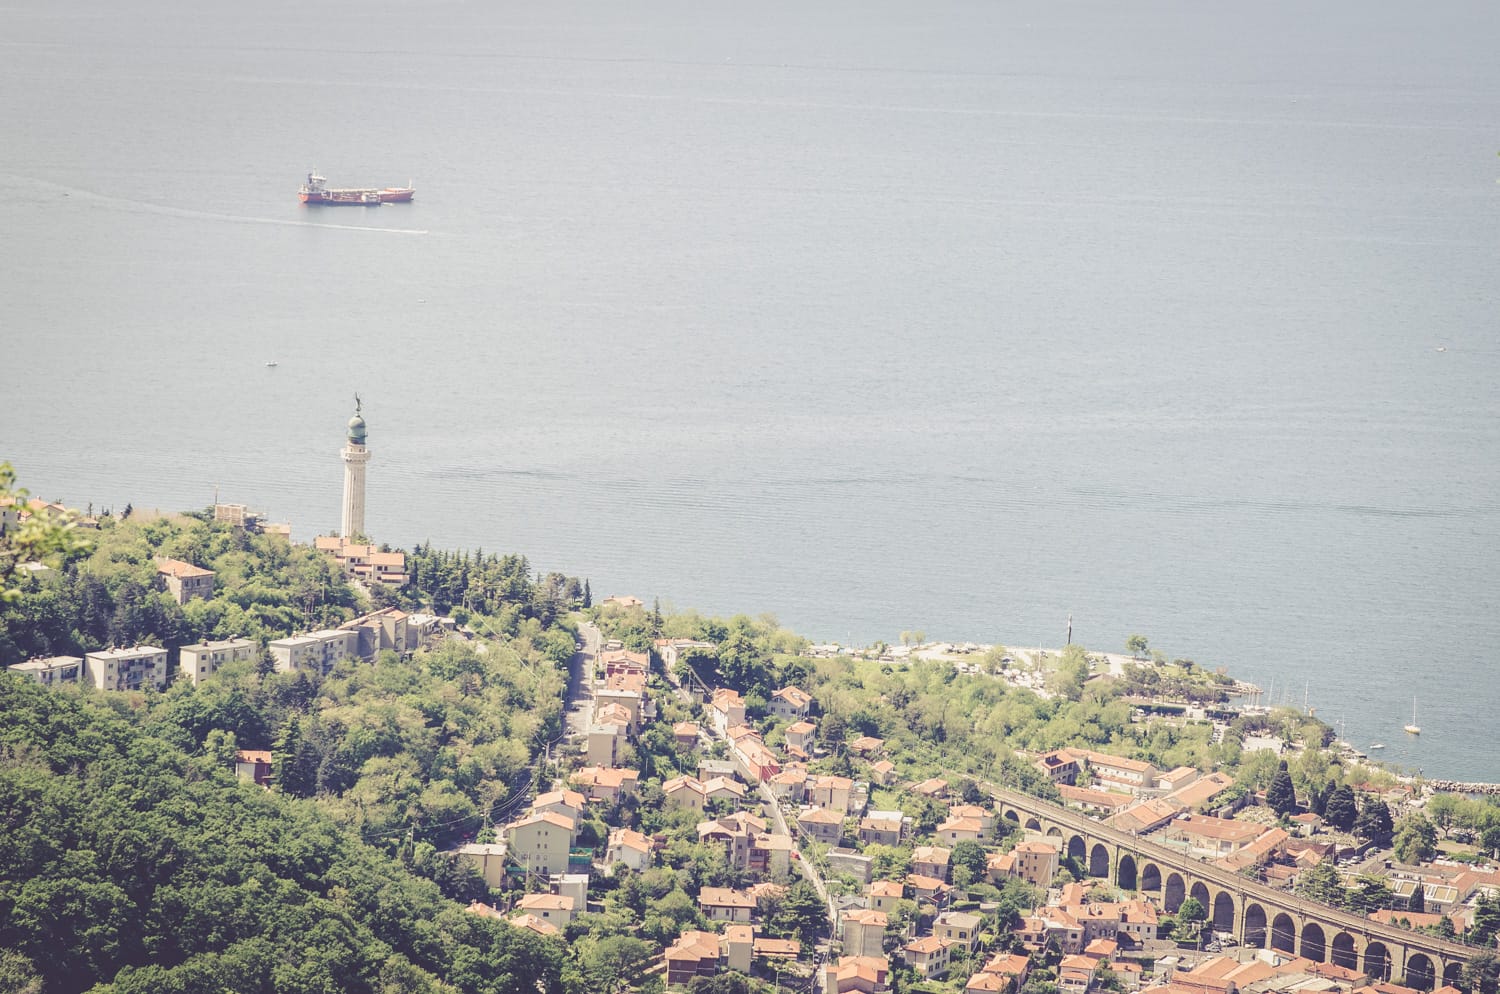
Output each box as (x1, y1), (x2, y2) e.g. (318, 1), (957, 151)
(1353, 798), (1394, 845)
(582, 578), (592, 608)
(1324, 784), (1358, 831)
(1266, 760), (1298, 815)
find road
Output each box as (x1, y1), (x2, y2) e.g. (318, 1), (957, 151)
(563, 621), (600, 742)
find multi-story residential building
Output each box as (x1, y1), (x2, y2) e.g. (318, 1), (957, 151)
(859, 812), (906, 847)
(504, 812), (576, 875)
(784, 720), (816, 759)
(842, 909), (888, 958)
(340, 607), (413, 658)
(156, 558), (215, 604)
(769, 685), (813, 720)
(822, 956), (890, 994)
(8, 655), (83, 687)
(697, 887), (756, 923)
(665, 930), (724, 988)
(811, 775), (854, 813)
(605, 829), (655, 873)
(313, 536), (408, 587)
(664, 776), (707, 811)
(517, 893), (577, 927)
(903, 936), (957, 980)
(179, 637), (256, 685)
(84, 646), (167, 691)
(912, 846), (952, 883)
(709, 688), (746, 735)
(570, 766), (640, 803)
(268, 629), (359, 677)
(797, 806), (844, 844)
(934, 911), (983, 951)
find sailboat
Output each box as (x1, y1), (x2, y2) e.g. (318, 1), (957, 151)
(1403, 698), (1420, 735)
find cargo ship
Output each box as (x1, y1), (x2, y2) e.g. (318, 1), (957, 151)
(299, 172), (414, 206)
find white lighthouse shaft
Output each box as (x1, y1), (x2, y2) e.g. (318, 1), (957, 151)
(341, 442), (369, 539)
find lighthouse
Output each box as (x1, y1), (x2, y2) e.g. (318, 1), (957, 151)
(340, 396), (370, 540)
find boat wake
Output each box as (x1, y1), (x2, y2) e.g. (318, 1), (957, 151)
(1, 173), (428, 235)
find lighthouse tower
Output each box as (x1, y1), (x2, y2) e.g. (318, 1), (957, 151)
(340, 397), (370, 539)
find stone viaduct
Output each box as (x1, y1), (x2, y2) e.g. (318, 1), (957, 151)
(987, 786), (1481, 990)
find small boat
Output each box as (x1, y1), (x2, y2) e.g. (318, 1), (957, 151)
(1369, 743), (1385, 750)
(1403, 697), (1420, 735)
(265, 361), (278, 367)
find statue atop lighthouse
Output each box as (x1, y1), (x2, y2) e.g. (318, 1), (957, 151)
(340, 395), (370, 539)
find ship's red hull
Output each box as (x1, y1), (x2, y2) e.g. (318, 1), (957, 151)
(378, 188), (414, 203)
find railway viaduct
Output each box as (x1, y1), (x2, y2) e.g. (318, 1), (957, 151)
(987, 786), (1482, 990)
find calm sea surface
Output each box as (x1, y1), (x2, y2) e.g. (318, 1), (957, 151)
(2, 0), (1497, 779)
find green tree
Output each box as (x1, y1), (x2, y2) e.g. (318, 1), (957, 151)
(1481, 824), (1500, 859)
(1346, 875), (1393, 914)
(1176, 898), (1206, 947)
(771, 880), (827, 947)
(1295, 860), (1348, 908)
(1392, 813), (1437, 865)
(1354, 799), (1395, 846)
(951, 840), (989, 882)
(1125, 635), (1149, 657)
(1462, 951), (1500, 994)
(1324, 785), (1358, 831)
(1266, 760), (1298, 816)
(581, 935), (654, 994)
(0, 463), (94, 603)
(1470, 894), (1500, 947)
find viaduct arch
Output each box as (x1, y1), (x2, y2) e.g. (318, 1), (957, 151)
(989, 786), (1477, 989)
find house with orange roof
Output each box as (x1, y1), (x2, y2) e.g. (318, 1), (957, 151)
(812, 775), (855, 813)
(859, 813), (906, 847)
(1034, 749), (1082, 786)
(155, 557), (215, 604)
(1164, 771), (1237, 813)
(234, 749), (273, 786)
(1004, 839), (1060, 887)
(664, 775), (707, 811)
(569, 765), (640, 803)
(977, 952), (1032, 993)
(532, 788), (587, 823)
(664, 930), (724, 987)
(517, 892), (577, 926)
(702, 775), (748, 804)
(912, 777), (950, 798)
(784, 720), (817, 759)
(1017, 906), (1084, 953)
(842, 908), (889, 958)
(770, 685), (814, 720)
(850, 735), (886, 757)
(1059, 954), (1102, 994)
(504, 811), (577, 874)
(822, 955), (890, 994)
(698, 886), (757, 923)
(605, 828), (655, 872)
(1160, 813), (1265, 857)
(754, 936), (801, 960)
(749, 831), (796, 877)
(866, 879), (905, 913)
(903, 935), (959, 980)
(912, 846), (952, 882)
(1074, 750), (1156, 794)
(731, 734), (782, 782)
(870, 759), (898, 785)
(769, 766), (809, 803)
(709, 688), (746, 735)
(673, 721), (700, 748)
(936, 814), (986, 844)
(1060, 783), (1136, 816)
(508, 912), (561, 937)
(600, 648), (649, 677)
(904, 873), (951, 906)
(797, 806), (845, 844)
(1106, 797), (1181, 834)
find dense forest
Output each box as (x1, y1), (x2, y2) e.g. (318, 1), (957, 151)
(0, 676), (565, 994)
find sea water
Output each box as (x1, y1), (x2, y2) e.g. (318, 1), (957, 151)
(1, 0), (1497, 779)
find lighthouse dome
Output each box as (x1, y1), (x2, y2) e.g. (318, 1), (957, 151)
(347, 412), (367, 444)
